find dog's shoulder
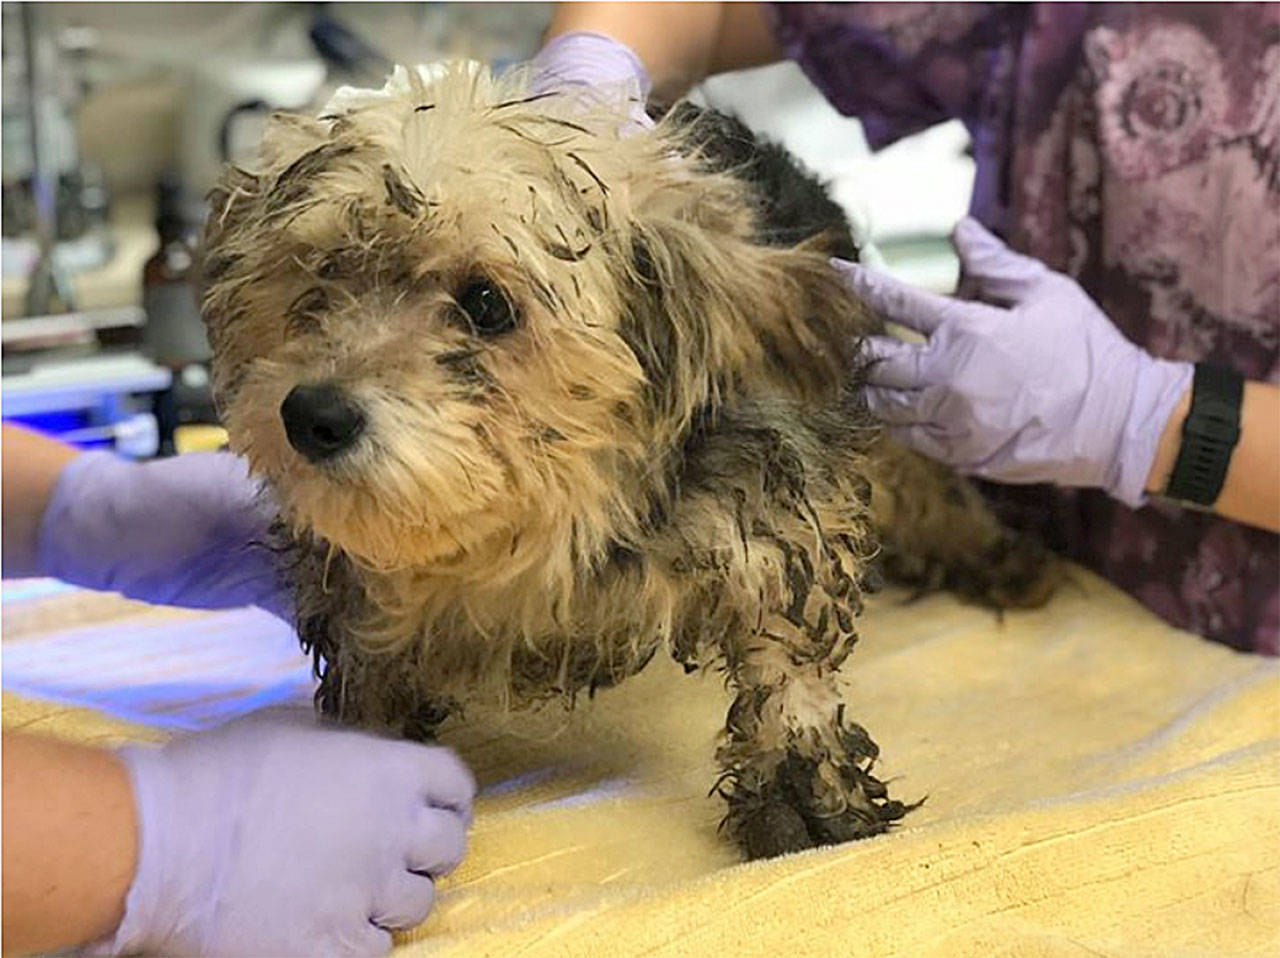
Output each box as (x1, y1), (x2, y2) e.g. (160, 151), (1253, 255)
(654, 393), (875, 527)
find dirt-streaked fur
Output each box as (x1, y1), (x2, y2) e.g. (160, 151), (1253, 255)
(203, 63), (1055, 858)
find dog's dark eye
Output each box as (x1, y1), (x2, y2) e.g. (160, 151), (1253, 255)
(456, 279), (517, 336)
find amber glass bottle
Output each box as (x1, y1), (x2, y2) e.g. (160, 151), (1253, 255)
(142, 175), (209, 368)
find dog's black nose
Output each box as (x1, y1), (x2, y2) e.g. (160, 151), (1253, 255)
(280, 384), (365, 462)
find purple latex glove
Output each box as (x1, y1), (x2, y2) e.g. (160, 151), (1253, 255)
(37, 451), (290, 618)
(839, 217), (1192, 508)
(93, 710), (474, 957)
(527, 31), (653, 132)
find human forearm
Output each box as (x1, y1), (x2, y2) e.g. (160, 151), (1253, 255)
(1146, 380), (1280, 532)
(543, 2), (780, 103)
(2, 734), (138, 954)
(1, 425), (79, 577)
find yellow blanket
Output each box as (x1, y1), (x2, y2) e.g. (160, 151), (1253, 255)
(4, 568), (1278, 956)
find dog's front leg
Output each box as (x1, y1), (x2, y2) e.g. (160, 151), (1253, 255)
(715, 638), (909, 859)
(707, 533), (912, 860)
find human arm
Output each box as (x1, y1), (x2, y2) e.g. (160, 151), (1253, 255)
(1, 424), (289, 616)
(2, 735), (138, 954)
(540, 2), (781, 104)
(840, 218), (1279, 533)
(1, 425), (78, 576)
(1144, 380), (1279, 531)
(3, 714), (474, 956)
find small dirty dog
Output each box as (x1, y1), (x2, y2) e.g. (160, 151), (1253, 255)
(203, 64), (1055, 859)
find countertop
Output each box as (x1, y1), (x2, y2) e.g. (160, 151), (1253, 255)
(2, 194), (156, 321)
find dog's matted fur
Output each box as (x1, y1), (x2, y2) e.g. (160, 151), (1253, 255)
(203, 63), (1056, 859)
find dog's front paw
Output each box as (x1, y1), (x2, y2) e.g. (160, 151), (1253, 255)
(719, 744), (914, 860)
(731, 800), (814, 859)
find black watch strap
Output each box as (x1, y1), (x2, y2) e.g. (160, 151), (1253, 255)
(1164, 363), (1244, 507)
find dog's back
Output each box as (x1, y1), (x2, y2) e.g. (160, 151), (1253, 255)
(661, 104), (861, 261)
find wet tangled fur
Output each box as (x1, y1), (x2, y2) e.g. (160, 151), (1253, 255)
(203, 63), (1056, 859)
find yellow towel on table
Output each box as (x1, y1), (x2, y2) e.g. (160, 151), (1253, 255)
(4, 567), (1278, 956)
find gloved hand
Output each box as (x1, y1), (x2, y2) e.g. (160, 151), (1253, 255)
(37, 451), (291, 618)
(838, 217), (1192, 508)
(527, 31), (653, 131)
(94, 710), (475, 957)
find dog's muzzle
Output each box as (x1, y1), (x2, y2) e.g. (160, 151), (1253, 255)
(280, 383), (366, 463)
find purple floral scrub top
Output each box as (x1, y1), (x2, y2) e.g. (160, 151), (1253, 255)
(768, 3), (1280, 653)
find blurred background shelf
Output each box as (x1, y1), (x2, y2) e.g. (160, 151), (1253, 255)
(2, 352), (169, 417)
(2, 194), (154, 317)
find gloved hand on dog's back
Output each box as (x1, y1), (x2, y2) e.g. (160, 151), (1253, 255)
(94, 710), (474, 956)
(837, 218), (1193, 509)
(37, 448), (291, 619)
(527, 30), (653, 131)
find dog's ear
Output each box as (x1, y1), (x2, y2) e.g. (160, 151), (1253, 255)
(619, 218), (876, 430)
(741, 239), (879, 393)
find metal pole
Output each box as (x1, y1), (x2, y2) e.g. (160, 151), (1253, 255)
(21, 2), (75, 316)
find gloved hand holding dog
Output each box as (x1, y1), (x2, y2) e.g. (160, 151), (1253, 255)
(93, 711), (474, 956)
(836, 218), (1193, 508)
(36, 449), (291, 618)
